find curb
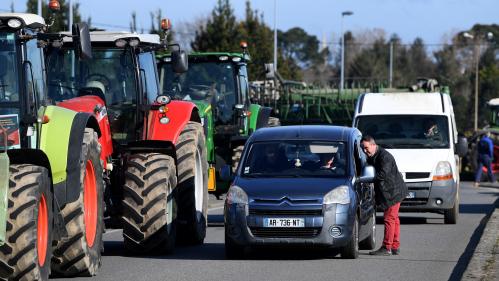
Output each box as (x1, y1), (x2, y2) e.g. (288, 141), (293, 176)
(462, 200), (499, 281)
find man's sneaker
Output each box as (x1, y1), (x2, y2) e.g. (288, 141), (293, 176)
(392, 248), (400, 255)
(369, 247), (392, 256)
(473, 182), (480, 188)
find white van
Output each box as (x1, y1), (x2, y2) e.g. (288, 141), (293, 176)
(353, 90), (467, 224)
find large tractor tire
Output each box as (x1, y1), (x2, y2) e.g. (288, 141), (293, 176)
(122, 153), (177, 254)
(231, 145), (244, 173)
(176, 122), (208, 245)
(51, 128), (104, 277)
(0, 165), (52, 281)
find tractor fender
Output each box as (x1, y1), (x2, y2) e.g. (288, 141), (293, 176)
(248, 104), (262, 131)
(40, 106), (100, 207)
(146, 100), (200, 145)
(256, 106), (273, 129)
(126, 140), (177, 174)
(57, 95), (113, 165)
(7, 148), (52, 176)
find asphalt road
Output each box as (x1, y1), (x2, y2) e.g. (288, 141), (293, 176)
(56, 181), (498, 281)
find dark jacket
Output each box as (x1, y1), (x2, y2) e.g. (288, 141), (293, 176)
(367, 146), (408, 210)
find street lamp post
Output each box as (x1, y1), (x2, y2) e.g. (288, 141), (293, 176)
(340, 11), (353, 93)
(463, 31), (494, 131)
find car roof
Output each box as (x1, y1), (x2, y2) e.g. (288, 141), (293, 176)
(249, 125), (358, 143)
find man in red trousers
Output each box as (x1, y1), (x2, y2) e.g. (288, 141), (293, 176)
(361, 135), (408, 256)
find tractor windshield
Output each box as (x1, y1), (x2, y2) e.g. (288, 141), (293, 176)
(160, 61), (236, 123)
(0, 32), (20, 110)
(47, 48), (137, 106)
(356, 115), (450, 149)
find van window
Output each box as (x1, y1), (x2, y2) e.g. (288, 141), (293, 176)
(356, 115), (449, 149)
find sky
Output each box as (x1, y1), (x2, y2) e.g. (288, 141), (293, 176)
(1, 0), (498, 48)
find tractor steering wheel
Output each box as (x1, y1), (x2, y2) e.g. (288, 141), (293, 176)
(83, 73), (112, 92)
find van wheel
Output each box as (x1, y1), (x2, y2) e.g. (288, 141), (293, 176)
(444, 191), (459, 224)
(359, 211), (376, 250)
(341, 216), (359, 259)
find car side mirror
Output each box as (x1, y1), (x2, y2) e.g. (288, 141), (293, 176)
(219, 165), (234, 182)
(72, 22), (92, 60)
(456, 136), (468, 157)
(171, 50), (188, 73)
(359, 165), (375, 183)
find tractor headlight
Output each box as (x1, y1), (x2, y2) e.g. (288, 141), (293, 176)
(323, 185), (350, 205)
(7, 18), (22, 29)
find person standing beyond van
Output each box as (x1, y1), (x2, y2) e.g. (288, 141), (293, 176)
(474, 132), (496, 187)
(361, 135), (408, 256)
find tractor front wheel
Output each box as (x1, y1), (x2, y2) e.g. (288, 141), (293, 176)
(51, 128), (104, 277)
(122, 153), (177, 254)
(0, 164), (52, 281)
(176, 122), (208, 245)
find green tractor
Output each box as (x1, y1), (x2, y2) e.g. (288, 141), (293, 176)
(0, 7), (105, 281)
(157, 45), (279, 194)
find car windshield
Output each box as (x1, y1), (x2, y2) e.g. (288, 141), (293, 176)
(356, 115), (450, 149)
(241, 141), (347, 178)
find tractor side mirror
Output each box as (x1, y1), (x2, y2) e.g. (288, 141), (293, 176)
(72, 22), (92, 60)
(456, 135), (468, 157)
(171, 50), (188, 73)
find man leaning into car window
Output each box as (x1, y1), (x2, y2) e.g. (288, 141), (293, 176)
(361, 135), (408, 256)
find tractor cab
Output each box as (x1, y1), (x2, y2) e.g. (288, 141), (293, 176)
(0, 13), (49, 150)
(46, 32), (163, 144)
(158, 51), (251, 134)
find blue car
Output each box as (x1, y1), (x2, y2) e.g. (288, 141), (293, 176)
(223, 125), (377, 259)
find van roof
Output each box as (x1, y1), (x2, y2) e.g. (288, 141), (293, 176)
(356, 92), (448, 115)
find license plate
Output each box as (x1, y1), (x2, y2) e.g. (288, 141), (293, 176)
(264, 218), (305, 228)
(406, 191), (416, 199)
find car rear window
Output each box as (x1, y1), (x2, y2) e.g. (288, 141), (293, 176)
(241, 140), (347, 178)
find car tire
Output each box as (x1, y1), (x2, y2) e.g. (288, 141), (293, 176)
(341, 216), (359, 259)
(359, 211), (376, 250)
(444, 191), (459, 224)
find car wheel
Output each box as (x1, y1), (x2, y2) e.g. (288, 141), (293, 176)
(444, 191), (459, 224)
(359, 211), (376, 250)
(341, 216), (359, 259)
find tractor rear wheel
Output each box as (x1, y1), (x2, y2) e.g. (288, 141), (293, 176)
(176, 122), (208, 245)
(0, 164), (52, 281)
(122, 153), (177, 254)
(51, 128), (104, 276)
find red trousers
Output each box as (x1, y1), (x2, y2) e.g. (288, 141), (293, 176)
(383, 202), (401, 250)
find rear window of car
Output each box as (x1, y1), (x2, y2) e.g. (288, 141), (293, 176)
(241, 140), (347, 178)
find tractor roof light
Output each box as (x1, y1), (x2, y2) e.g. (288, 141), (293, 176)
(161, 18), (172, 31)
(232, 57), (241, 62)
(48, 0), (61, 12)
(240, 41), (248, 49)
(129, 38), (140, 47)
(115, 39), (127, 48)
(219, 56), (229, 61)
(7, 18), (22, 29)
